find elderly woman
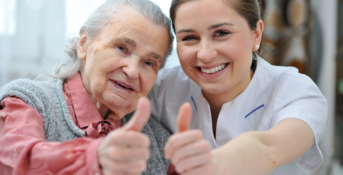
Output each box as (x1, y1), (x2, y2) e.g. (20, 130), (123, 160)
(0, 0), (174, 174)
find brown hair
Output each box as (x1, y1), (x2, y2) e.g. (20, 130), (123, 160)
(170, 0), (264, 54)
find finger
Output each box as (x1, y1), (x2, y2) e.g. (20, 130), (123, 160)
(171, 140), (211, 164)
(100, 158), (147, 173)
(165, 130), (203, 158)
(123, 97), (151, 131)
(102, 130), (150, 148)
(182, 164), (212, 175)
(105, 146), (150, 161)
(175, 153), (212, 174)
(177, 103), (192, 132)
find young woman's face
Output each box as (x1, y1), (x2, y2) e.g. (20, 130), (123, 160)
(175, 0), (261, 98)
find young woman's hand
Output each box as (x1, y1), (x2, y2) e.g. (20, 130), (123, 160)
(165, 103), (213, 175)
(97, 97), (151, 175)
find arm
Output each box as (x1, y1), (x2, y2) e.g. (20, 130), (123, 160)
(0, 97), (103, 175)
(211, 118), (314, 175)
(165, 105), (316, 175)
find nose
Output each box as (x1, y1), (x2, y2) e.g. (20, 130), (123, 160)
(122, 56), (140, 80)
(197, 40), (217, 63)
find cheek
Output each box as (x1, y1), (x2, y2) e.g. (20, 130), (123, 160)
(234, 34), (253, 56)
(177, 45), (195, 67)
(219, 35), (253, 69)
(90, 52), (119, 96)
(140, 72), (157, 95)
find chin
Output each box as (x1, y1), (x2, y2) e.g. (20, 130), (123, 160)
(102, 94), (130, 108)
(201, 85), (229, 95)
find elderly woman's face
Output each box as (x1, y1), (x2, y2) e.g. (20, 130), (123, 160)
(77, 7), (170, 119)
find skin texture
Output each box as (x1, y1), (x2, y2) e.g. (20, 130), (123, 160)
(98, 97), (152, 175)
(174, 0), (263, 137)
(165, 0), (315, 174)
(76, 6), (170, 175)
(77, 6), (169, 120)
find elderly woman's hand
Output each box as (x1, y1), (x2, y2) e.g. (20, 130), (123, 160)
(165, 103), (213, 175)
(98, 97), (151, 175)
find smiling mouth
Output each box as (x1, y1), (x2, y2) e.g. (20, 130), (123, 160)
(198, 63), (229, 74)
(114, 81), (134, 91)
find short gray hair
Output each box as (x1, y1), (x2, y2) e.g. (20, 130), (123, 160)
(51, 0), (174, 79)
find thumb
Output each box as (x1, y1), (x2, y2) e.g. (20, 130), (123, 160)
(177, 103), (192, 132)
(123, 97), (151, 131)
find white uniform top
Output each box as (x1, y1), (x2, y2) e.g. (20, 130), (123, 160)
(148, 56), (327, 175)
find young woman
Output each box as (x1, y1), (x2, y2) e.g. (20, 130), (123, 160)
(149, 0), (327, 174)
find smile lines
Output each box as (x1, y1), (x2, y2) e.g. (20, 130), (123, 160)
(199, 63), (228, 74)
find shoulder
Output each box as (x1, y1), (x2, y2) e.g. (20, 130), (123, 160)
(0, 78), (64, 110)
(256, 57), (300, 82)
(150, 66), (197, 98)
(255, 57), (318, 92)
(1, 78), (63, 97)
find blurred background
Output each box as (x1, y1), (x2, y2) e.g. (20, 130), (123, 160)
(0, 0), (341, 174)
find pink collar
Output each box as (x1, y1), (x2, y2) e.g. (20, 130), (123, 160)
(64, 73), (120, 138)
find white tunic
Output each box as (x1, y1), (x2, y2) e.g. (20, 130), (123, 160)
(148, 56), (327, 175)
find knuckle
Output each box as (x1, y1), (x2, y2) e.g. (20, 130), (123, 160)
(111, 147), (125, 159)
(126, 130), (136, 138)
(205, 154), (213, 163)
(193, 130), (203, 139)
(143, 135), (150, 147)
(169, 135), (178, 145)
(173, 150), (183, 163)
(144, 149), (150, 160)
(139, 161), (147, 170)
(199, 140), (211, 150)
(176, 159), (189, 172)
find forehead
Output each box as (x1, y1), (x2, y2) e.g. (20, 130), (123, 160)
(175, 0), (242, 27)
(98, 7), (169, 54)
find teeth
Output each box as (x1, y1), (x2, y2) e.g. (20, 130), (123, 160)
(200, 64), (227, 74)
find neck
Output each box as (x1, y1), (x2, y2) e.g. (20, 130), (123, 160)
(97, 104), (110, 119)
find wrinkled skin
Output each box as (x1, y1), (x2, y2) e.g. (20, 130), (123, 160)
(76, 6), (170, 175)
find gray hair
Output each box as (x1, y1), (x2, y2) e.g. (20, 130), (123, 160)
(50, 0), (174, 79)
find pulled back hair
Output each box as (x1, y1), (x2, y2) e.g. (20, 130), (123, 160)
(170, 0), (264, 54)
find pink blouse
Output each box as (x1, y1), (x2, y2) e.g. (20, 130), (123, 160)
(0, 74), (178, 175)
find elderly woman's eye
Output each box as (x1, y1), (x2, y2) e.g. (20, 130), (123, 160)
(215, 30), (230, 37)
(117, 46), (126, 52)
(145, 61), (153, 67)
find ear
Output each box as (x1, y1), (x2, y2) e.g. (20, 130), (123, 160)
(77, 30), (88, 60)
(252, 20), (264, 51)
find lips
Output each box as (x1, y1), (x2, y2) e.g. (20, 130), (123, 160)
(111, 80), (135, 91)
(197, 63), (229, 74)
(199, 63), (228, 74)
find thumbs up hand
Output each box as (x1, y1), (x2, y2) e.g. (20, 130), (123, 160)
(98, 97), (151, 175)
(165, 103), (213, 175)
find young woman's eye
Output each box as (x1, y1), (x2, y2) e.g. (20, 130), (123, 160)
(182, 36), (198, 42)
(215, 30), (230, 37)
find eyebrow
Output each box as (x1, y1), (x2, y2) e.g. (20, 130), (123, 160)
(115, 37), (163, 62)
(208, 22), (234, 30)
(115, 37), (137, 47)
(177, 29), (196, 34)
(147, 52), (163, 63)
(177, 22), (234, 34)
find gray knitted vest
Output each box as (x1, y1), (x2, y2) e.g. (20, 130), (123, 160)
(0, 78), (171, 175)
